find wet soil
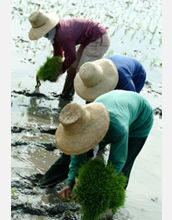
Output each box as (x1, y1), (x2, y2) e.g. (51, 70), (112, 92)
(11, 87), (161, 220)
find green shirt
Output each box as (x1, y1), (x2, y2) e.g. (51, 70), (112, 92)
(66, 90), (154, 187)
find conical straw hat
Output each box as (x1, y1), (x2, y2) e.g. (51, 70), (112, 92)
(55, 102), (110, 155)
(74, 59), (119, 102)
(28, 9), (60, 40)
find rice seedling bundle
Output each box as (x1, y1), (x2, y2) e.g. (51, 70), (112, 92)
(37, 56), (62, 81)
(73, 158), (127, 220)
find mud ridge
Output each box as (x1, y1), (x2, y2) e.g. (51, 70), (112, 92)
(11, 202), (80, 218)
(11, 125), (57, 135)
(11, 202), (46, 216)
(11, 89), (61, 101)
(11, 139), (57, 151)
(12, 89), (54, 100)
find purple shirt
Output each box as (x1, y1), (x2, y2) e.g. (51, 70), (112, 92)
(53, 18), (106, 72)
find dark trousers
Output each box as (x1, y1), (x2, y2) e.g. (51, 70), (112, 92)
(38, 153), (70, 187)
(38, 137), (147, 188)
(121, 137), (147, 188)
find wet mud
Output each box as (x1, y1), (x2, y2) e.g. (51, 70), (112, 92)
(11, 88), (141, 219)
(11, 88), (161, 220)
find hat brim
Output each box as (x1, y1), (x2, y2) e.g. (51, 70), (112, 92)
(74, 59), (119, 102)
(55, 103), (110, 155)
(29, 13), (60, 40)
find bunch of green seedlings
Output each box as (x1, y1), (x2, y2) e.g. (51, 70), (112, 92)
(36, 56), (62, 82)
(72, 158), (127, 220)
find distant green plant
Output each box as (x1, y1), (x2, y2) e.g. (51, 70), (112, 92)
(37, 56), (62, 82)
(43, 139), (47, 143)
(11, 188), (16, 195)
(31, 129), (36, 135)
(39, 150), (45, 157)
(48, 113), (52, 119)
(21, 111), (25, 117)
(26, 198), (29, 206)
(72, 158), (127, 220)
(18, 81), (22, 88)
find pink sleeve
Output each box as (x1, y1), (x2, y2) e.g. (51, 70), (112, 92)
(52, 41), (63, 58)
(61, 38), (77, 73)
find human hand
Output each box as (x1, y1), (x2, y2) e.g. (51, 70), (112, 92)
(58, 185), (72, 201)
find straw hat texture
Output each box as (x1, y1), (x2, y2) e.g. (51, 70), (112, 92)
(74, 59), (119, 102)
(28, 10), (60, 40)
(55, 102), (110, 155)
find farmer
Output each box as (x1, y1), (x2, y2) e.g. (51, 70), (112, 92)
(56, 91), (153, 200)
(28, 9), (110, 101)
(74, 54), (146, 102)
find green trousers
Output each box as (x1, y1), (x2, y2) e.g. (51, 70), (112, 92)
(121, 137), (147, 188)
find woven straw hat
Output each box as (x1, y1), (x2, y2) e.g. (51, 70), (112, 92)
(28, 10), (60, 40)
(74, 59), (119, 102)
(55, 102), (110, 155)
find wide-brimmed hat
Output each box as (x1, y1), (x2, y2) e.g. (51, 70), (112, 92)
(28, 10), (60, 40)
(74, 59), (119, 102)
(55, 102), (110, 155)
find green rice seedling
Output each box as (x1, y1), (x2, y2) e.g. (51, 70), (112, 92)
(31, 129), (36, 135)
(72, 158), (127, 220)
(21, 111), (25, 117)
(37, 56), (62, 82)
(11, 101), (13, 107)
(39, 150), (45, 157)
(16, 121), (19, 126)
(11, 188), (16, 195)
(111, 29), (116, 37)
(26, 199), (29, 206)
(18, 81), (22, 88)
(130, 29), (137, 41)
(48, 113), (52, 118)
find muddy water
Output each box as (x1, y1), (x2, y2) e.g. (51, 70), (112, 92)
(11, 0), (162, 219)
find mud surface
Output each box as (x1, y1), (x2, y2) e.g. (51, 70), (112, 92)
(11, 0), (162, 219)
(11, 87), (161, 220)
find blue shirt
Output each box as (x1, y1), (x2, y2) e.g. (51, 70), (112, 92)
(107, 55), (146, 93)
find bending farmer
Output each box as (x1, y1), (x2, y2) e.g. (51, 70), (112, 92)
(28, 9), (110, 101)
(55, 90), (153, 200)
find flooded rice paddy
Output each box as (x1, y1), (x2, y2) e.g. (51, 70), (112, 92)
(11, 0), (162, 219)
